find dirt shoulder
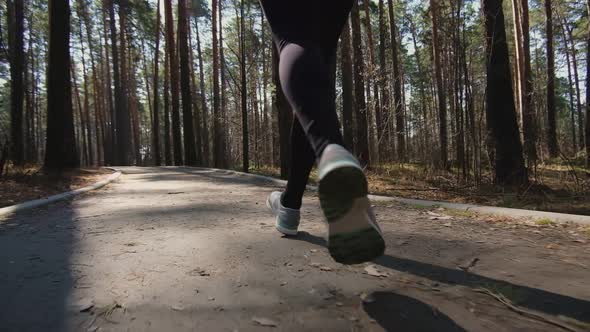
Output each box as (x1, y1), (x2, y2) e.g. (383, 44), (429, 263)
(252, 164), (590, 216)
(0, 167), (114, 208)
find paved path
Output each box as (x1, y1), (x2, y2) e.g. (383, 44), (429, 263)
(1, 167), (589, 332)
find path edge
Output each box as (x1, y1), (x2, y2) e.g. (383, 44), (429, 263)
(172, 166), (590, 226)
(0, 169), (122, 217)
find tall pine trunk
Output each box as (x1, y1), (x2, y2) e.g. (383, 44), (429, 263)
(430, 0), (448, 168)
(152, 0), (162, 166)
(388, 0), (405, 162)
(545, 0), (558, 158)
(483, 0), (527, 185)
(45, 0), (79, 170)
(7, 0), (24, 165)
(178, 0), (197, 165)
(351, 1), (370, 167)
(195, 20), (210, 166)
(164, 0), (183, 165)
(239, 0), (249, 172)
(520, 0), (538, 163)
(212, 0), (223, 168)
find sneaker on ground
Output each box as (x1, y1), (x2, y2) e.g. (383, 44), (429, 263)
(266, 191), (300, 236)
(317, 144), (386, 265)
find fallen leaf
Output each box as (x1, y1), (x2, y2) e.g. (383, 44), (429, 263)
(252, 317), (278, 327)
(310, 249), (318, 253)
(320, 266), (333, 271)
(171, 304), (184, 311)
(208, 297), (215, 301)
(364, 265), (389, 277)
(280, 281), (288, 286)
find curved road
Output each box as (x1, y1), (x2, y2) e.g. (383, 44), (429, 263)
(1, 167), (589, 331)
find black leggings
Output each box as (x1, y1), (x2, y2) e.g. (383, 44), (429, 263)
(260, 0), (353, 209)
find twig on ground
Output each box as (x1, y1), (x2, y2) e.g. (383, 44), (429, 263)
(474, 288), (584, 332)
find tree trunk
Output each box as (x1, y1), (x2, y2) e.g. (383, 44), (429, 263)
(178, 0), (197, 165)
(7, 0), (24, 165)
(563, 19), (584, 151)
(219, 1), (229, 168)
(239, 0), (249, 172)
(212, 0), (223, 168)
(351, 1), (370, 167)
(340, 20), (354, 152)
(164, 45), (172, 165)
(195, 19), (210, 167)
(152, 0), (162, 166)
(520, 0), (538, 163)
(545, 0), (558, 158)
(388, 0), (405, 162)
(430, 0), (447, 168)
(45, 0), (79, 170)
(76, 5), (94, 166)
(164, 0), (183, 165)
(483, 0), (527, 185)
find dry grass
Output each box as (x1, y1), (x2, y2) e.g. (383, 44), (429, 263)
(0, 165), (113, 208)
(251, 162), (590, 216)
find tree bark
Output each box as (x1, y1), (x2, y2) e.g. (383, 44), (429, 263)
(178, 0), (197, 165)
(212, 0), (223, 168)
(545, 0), (558, 158)
(45, 0), (79, 170)
(239, 0), (249, 172)
(388, 0), (405, 162)
(351, 1), (370, 167)
(164, 0), (183, 165)
(7, 0), (24, 165)
(520, 0), (538, 163)
(194, 19), (210, 166)
(430, 0), (448, 168)
(483, 0), (527, 185)
(152, 0), (162, 166)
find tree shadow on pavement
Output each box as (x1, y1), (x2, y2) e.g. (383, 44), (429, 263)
(363, 292), (467, 332)
(291, 231), (590, 323)
(0, 200), (76, 331)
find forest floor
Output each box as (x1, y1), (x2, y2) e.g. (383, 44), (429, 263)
(0, 167), (114, 208)
(1, 167), (589, 331)
(253, 162), (590, 215)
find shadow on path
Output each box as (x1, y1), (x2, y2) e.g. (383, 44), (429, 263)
(291, 231), (590, 323)
(363, 292), (467, 332)
(0, 201), (76, 331)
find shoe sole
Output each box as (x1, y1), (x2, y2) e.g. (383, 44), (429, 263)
(319, 166), (385, 265)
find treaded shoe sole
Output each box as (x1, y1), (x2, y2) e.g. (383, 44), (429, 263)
(319, 166), (385, 265)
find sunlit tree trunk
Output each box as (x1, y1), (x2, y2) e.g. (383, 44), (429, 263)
(164, 0), (183, 165)
(545, 0), (558, 158)
(152, 0), (162, 166)
(483, 0), (527, 185)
